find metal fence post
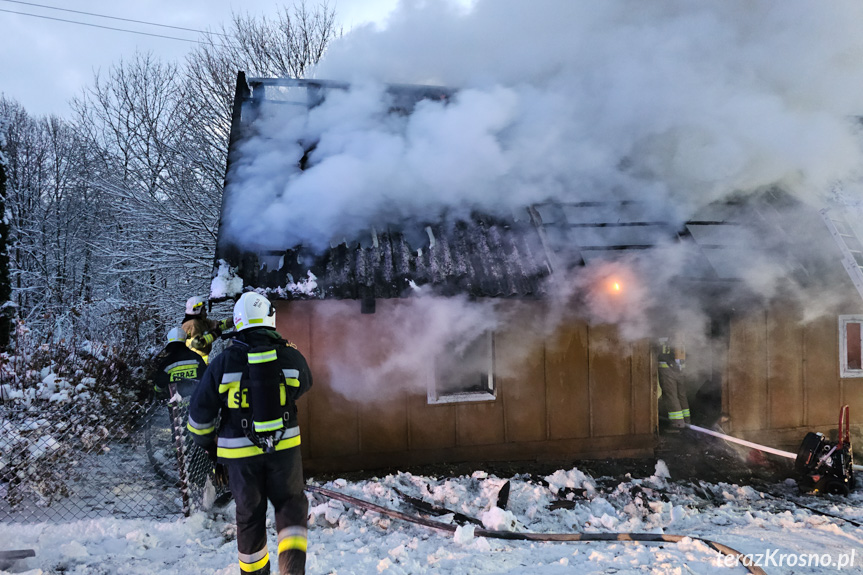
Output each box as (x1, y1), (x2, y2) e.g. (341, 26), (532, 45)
(167, 382), (191, 517)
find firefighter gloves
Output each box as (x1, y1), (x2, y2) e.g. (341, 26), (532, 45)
(153, 385), (169, 401)
(203, 443), (230, 488)
(190, 333), (215, 350)
(213, 463), (230, 489)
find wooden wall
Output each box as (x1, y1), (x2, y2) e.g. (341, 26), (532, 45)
(265, 292), (863, 468)
(725, 303), (863, 448)
(274, 298), (656, 474)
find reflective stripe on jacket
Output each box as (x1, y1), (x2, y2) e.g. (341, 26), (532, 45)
(151, 342), (207, 396)
(187, 327), (313, 462)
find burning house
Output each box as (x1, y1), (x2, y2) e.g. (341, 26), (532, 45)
(211, 71), (863, 474)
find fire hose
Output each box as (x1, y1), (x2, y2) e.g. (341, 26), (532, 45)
(307, 485), (768, 575)
(686, 424), (863, 472)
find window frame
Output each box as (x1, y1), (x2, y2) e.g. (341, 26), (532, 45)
(427, 332), (497, 404)
(839, 315), (863, 378)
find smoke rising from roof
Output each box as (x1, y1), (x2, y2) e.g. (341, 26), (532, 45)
(222, 0), (863, 352)
(317, 0), (863, 204)
(226, 0), (863, 247)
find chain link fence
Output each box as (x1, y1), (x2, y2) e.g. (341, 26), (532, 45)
(0, 392), (223, 523)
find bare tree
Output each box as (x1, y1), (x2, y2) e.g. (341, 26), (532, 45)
(0, 97), (108, 342)
(184, 1), (340, 192)
(0, 116), (11, 349)
(71, 53), (214, 342)
(0, 2), (341, 350)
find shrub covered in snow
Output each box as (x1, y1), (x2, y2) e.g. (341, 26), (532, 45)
(0, 335), (145, 406)
(0, 335), (148, 510)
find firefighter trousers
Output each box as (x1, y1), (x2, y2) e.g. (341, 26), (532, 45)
(226, 447), (308, 575)
(658, 367), (690, 426)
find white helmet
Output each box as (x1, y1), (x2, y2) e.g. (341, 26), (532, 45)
(234, 292), (276, 331)
(185, 296), (206, 316)
(166, 326), (187, 344)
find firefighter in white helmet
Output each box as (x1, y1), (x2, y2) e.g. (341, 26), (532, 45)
(182, 295), (234, 363)
(187, 292), (313, 575)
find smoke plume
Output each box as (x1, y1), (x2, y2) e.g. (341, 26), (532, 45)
(221, 0), (863, 397)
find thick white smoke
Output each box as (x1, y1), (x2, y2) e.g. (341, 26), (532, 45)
(222, 0), (863, 386)
(226, 0), (863, 252)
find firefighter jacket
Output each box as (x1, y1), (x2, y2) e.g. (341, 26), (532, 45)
(186, 327), (313, 462)
(149, 342), (208, 398)
(182, 316), (221, 358)
(656, 340), (684, 372)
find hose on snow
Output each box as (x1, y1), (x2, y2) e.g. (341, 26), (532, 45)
(307, 485), (768, 575)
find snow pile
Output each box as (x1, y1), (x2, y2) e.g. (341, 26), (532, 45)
(0, 340), (142, 410)
(544, 467), (595, 498)
(285, 270), (318, 296)
(209, 259), (243, 300)
(210, 259), (320, 302)
(3, 464), (863, 574)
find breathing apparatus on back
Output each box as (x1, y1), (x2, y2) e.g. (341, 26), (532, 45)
(234, 292), (288, 452)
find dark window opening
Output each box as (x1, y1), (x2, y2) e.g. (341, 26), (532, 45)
(429, 333), (495, 403)
(847, 321), (861, 371)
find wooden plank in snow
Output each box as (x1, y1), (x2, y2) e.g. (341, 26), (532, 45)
(0, 549), (36, 560)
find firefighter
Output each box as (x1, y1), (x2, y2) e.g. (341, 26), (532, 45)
(182, 295), (234, 363)
(657, 336), (690, 430)
(150, 327), (207, 399)
(187, 292), (313, 575)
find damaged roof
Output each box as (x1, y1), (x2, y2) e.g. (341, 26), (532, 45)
(214, 73), (841, 303)
(215, 73), (555, 301)
(222, 215), (551, 301)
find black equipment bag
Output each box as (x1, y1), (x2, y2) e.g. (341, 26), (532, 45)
(241, 346), (287, 452)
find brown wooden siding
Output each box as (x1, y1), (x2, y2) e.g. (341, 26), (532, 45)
(589, 324), (631, 437)
(498, 309), (546, 443)
(286, 303), (313, 462)
(724, 303), (863, 448)
(767, 305), (804, 430)
(268, 293), (863, 469)
(630, 338), (655, 436)
(456, 401), (506, 446)
(727, 310), (769, 431)
(803, 315), (841, 428)
(545, 321), (591, 440)
(409, 398), (457, 449)
(275, 299), (655, 473)
(300, 303), (360, 460)
(360, 395), (409, 454)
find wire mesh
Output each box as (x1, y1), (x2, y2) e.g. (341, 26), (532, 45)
(0, 392), (222, 523)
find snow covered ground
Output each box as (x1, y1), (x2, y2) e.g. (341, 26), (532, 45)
(2, 459), (863, 575)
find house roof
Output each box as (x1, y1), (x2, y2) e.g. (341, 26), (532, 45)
(215, 73), (553, 301)
(230, 215), (551, 300)
(214, 73), (848, 304)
